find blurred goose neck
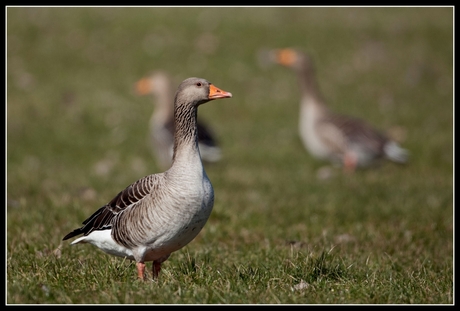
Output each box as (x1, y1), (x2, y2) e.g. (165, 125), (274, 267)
(296, 63), (325, 108)
(151, 87), (174, 124)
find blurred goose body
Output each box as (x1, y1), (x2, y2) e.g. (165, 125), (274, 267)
(271, 48), (408, 171)
(63, 77), (232, 280)
(135, 71), (222, 170)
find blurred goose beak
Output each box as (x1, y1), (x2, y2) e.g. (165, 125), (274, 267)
(135, 77), (153, 95)
(275, 48), (298, 66)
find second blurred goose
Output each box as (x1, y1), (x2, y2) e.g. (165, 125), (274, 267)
(135, 71), (222, 170)
(269, 48), (409, 172)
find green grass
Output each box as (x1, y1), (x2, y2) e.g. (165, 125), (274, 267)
(6, 6), (453, 304)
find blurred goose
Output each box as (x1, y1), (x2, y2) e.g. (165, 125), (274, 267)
(135, 71), (222, 170)
(269, 48), (408, 171)
(63, 77), (232, 280)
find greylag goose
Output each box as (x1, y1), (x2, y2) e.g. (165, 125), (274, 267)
(135, 71), (222, 170)
(269, 48), (409, 172)
(63, 77), (232, 280)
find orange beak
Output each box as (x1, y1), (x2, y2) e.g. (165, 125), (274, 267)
(208, 84), (232, 100)
(135, 77), (152, 95)
(276, 48), (298, 66)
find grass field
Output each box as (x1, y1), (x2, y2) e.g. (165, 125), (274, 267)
(6, 6), (453, 304)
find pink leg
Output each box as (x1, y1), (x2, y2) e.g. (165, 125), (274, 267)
(152, 260), (162, 279)
(343, 153), (357, 173)
(137, 262), (146, 280)
(152, 254), (170, 279)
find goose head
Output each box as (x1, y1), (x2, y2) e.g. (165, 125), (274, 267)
(135, 70), (173, 102)
(174, 77), (232, 108)
(272, 48), (315, 73)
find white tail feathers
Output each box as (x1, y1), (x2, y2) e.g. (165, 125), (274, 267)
(70, 236), (87, 245)
(384, 141), (409, 163)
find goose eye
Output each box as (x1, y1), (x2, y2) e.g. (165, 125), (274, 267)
(196, 82), (202, 87)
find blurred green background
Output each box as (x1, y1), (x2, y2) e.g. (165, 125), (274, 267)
(7, 6), (453, 304)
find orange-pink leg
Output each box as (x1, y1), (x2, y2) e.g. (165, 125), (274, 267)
(137, 262), (146, 280)
(152, 260), (162, 279)
(152, 255), (170, 279)
(343, 153), (357, 173)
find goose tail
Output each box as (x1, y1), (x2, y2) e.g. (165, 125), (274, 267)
(384, 141), (409, 163)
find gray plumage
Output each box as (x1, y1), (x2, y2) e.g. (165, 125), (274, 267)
(63, 77), (232, 280)
(270, 48), (409, 171)
(135, 71), (222, 171)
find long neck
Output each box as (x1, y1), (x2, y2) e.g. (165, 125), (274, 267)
(296, 63), (327, 110)
(171, 101), (201, 167)
(151, 85), (174, 125)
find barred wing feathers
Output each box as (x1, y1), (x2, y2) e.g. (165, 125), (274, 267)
(62, 174), (159, 241)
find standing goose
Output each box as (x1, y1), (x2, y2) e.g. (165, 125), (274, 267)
(63, 77), (232, 280)
(269, 48), (408, 172)
(135, 71), (222, 171)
